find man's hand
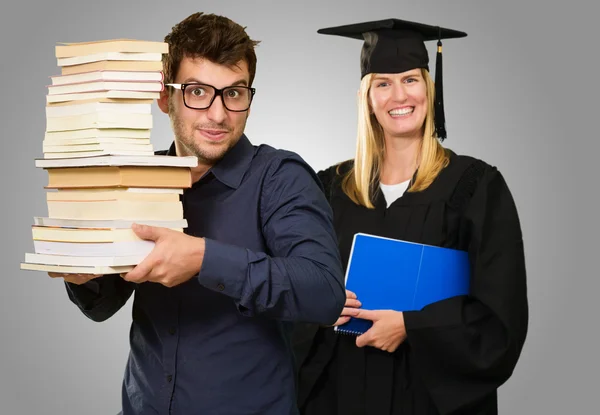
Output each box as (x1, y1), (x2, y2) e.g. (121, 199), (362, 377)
(353, 309), (407, 353)
(331, 289), (362, 326)
(122, 223), (205, 288)
(48, 272), (102, 285)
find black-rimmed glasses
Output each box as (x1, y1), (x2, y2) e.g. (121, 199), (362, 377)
(165, 83), (256, 112)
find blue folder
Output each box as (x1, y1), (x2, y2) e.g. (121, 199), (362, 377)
(335, 233), (471, 335)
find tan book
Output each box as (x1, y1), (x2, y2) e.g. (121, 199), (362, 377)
(55, 39), (168, 58)
(45, 112), (153, 132)
(45, 166), (192, 189)
(47, 199), (184, 220)
(44, 128), (152, 140)
(61, 60), (163, 76)
(47, 187), (181, 202)
(45, 102), (152, 118)
(33, 216), (188, 229)
(51, 70), (163, 86)
(47, 90), (160, 104)
(32, 225), (183, 243)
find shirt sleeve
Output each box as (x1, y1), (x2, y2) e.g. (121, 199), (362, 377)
(197, 155), (346, 325)
(65, 274), (136, 322)
(402, 165), (529, 414)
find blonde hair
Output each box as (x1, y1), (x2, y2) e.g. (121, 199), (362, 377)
(341, 68), (449, 208)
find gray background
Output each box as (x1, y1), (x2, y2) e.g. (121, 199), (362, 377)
(1, 0), (595, 413)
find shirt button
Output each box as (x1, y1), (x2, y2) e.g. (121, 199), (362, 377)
(167, 375), (173, 383)
(217, 283), (225, 291)
(169, 327), (176, 335)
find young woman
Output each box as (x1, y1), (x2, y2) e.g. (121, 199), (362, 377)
(295, 18), (529, 415)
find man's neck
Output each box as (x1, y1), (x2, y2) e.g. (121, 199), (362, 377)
(175, 141), (211, 184)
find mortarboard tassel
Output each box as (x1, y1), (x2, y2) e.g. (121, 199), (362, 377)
(434, 28), (447, 141)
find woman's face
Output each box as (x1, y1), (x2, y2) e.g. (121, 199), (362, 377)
(368, 68), (428, 140)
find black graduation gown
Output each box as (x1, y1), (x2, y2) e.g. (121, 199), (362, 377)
(293, 150), (528, 415)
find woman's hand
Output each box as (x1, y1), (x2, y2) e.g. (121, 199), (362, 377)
(353, 309), (407, 353)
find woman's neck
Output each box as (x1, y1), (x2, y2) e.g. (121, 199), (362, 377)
(380, 134), (421, 185)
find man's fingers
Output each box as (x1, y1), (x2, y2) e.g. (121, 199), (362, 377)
(123, 257), (154, 283)
(344, 298), (361, 308)
(340, 307), (361, 317)
(332, 316), (351, 327)
(346, 290), (357, 299)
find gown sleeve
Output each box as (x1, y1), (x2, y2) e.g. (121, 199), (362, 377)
(402, 164), (529, 414)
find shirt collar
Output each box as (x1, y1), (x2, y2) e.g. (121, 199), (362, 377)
(166, 134), (255, 189)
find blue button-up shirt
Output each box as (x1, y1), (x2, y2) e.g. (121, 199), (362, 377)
(65, 135), (345, 414)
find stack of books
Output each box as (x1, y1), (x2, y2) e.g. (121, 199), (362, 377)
(20, 39), (197, 275)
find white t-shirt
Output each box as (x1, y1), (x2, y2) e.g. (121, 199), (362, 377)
(380, 179), (410, 207)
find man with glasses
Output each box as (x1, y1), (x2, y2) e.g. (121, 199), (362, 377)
(58, 12), (346, 415)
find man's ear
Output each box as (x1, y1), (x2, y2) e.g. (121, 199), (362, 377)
(157, 89), (169, 114)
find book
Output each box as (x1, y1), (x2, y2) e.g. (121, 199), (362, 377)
(50, 70), (163, 86)
(35, 154), (197, 168)
(46, 90), (160, 104)
(24, 252), (144, 267)
(47, 80), (163, 96)
(45, 112), (153, 132)
(45, 102), (152, 117)
(46, 187), (181, 202)
(57, 52), (163, 67)
(55, 39), (168, 58)
(46, 199), (184, 220)
(32, 217), (188, 229)
(31, 225), (182, 242)
(44, 166), (192, 189)
(334, 233), (471, 335)
(44, 128), (152, 140)
(42, 143), (154, 153)
(20, 262), (135, 274)
(61, 60), (163, 76)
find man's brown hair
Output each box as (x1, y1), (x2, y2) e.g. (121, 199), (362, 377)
(163, 12), (260, 86)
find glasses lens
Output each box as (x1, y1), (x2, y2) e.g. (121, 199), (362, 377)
(222, 87), (252, 111)
(184, 84), (214, 109)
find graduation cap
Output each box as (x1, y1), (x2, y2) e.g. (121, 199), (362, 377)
(317, 18), (467, 140)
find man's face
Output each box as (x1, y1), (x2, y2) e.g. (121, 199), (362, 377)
(159, 57), (252, 165)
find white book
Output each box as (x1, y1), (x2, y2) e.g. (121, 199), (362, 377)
(51, 71), (163, 86)
(48, 80), (163, 96)
(47, 90), (160, 103)
(24, 252), (144, 266)
(33, 240), (155, 257)
(45, 102), (152, 118)
(43, 138), (151, 146)
(43, 143), (154, 153)
(57, 52), (163, 67)
(20, 262), (135, 274)
(42, 150), (156, 159)
(35, 154), (197, 168)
